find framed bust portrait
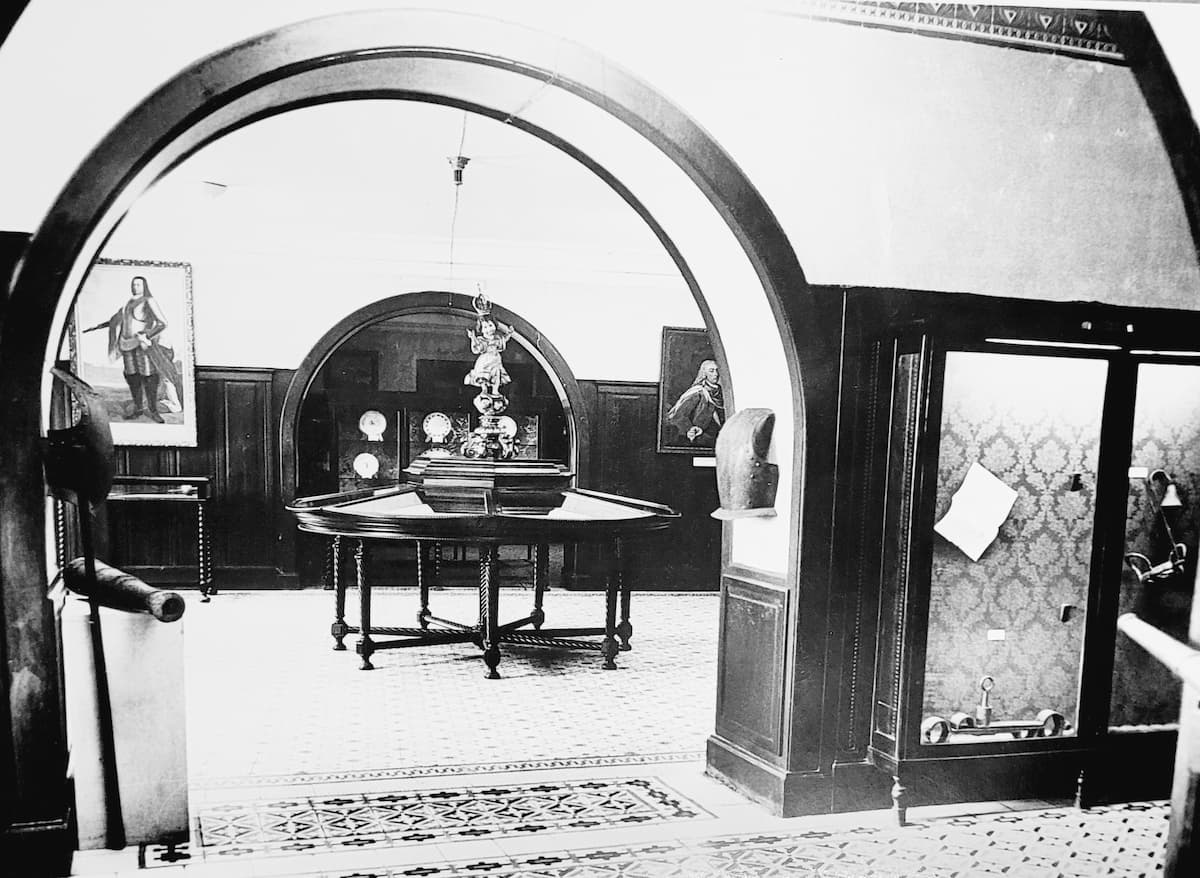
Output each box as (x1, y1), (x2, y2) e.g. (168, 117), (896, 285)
(657, 327), (723, 455)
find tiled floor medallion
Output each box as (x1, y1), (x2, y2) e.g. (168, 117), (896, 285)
(141, 800), (1168, 875)
(141, 777), (707, 867)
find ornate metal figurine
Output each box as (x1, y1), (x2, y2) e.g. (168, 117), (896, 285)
(461, 292), (518, 460)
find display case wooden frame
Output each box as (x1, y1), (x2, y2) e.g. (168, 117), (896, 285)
(844, 289), (1200, 819)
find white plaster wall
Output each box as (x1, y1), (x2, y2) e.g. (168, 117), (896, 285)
(3, 2), (1198, 306)
(91, 98), (705, 380)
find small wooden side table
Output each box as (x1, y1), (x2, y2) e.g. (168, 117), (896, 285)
(105, 475), (214, 600)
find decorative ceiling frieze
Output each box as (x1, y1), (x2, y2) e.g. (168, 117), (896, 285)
(783, 2), (1124, 62)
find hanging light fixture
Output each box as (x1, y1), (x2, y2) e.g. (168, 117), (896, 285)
(448, 155), (470, 186)
(445, 112), (470, 282)
(1124, 469), (1187, 585)
(1149, 469), (1183, 509)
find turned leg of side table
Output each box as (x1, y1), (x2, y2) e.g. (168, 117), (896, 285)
(198, 501), (215, 601)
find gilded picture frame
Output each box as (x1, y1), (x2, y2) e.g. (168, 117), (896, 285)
(69, 258), (198, 447)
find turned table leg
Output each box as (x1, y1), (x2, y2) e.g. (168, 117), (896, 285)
(601, 539), (620, 670)
(416, 539), (431, 629)
(531, 542), (548, 629)
(479, 544), (501, 678)
(355, 539), (374, 670)
(329, 535), (348, 650)
(615, 538), (633, 651)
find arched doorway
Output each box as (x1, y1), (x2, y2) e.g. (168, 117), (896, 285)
(0, 9), (821, 853)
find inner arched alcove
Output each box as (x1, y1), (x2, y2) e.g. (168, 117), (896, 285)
(298, 311), (570, 497)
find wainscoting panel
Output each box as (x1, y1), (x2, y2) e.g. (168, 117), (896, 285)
(97, 371), (720, 591)
(211, 371), (275, 568)
(714, 571), (788, 758)
(574, 381), (721, 591)
(103, 367), (280, 583)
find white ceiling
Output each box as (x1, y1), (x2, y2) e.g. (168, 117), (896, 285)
(112, 100), (682, 284)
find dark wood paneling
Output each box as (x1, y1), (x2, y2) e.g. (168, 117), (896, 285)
(577, 380), (721, 591)
(272, 369), (297, 572)
(833, 331), (887, 762)
(105, 367), (281, 582)
(218, 376), (274, 566)
(591, 383), (659, 497)
(99, 368), (718, 591)
(715, 572), (788, 757)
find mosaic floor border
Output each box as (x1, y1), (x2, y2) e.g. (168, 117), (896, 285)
(192, 751), (706, 790)
(143, 775), (711, 867)
(142, 800), (1171, 877)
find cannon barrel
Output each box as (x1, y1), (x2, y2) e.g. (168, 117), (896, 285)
(63, 559), (185, 623)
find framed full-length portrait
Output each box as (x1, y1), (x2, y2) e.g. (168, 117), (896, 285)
(657, 326), (723, 455)
(69, 258), (197, 447)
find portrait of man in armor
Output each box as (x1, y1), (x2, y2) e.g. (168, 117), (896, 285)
(70, 259), (197, 447)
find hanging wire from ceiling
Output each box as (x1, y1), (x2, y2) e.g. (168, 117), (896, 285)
(446, 112), (470, 282)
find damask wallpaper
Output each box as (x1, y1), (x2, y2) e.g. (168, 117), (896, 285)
(1110, 363), (1200, 729)
(922, 352), (1108, 732)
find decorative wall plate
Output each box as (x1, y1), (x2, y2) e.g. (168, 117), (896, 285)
(422, 411), (453, 443)
(352, 452), (380, 478)
(359, 409), (387, 441)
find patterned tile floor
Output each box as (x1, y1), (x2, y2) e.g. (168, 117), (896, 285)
(144, 776), (709, 867)
(184, 588), (716, 786)
(69, 588), (1172, 877)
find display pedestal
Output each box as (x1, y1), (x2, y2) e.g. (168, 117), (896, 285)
(61, 597), (189, 850)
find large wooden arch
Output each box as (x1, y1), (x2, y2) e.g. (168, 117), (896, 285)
(0, 9), (821, 861)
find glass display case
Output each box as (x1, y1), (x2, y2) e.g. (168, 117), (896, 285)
(855, 292), (1200, 821)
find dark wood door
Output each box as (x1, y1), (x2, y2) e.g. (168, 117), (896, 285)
(576, 381), (721, 591)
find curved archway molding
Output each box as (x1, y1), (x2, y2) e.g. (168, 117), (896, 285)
(0, 9), (829, 848)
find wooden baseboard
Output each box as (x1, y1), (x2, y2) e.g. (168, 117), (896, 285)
(706, 735), (834, 817)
